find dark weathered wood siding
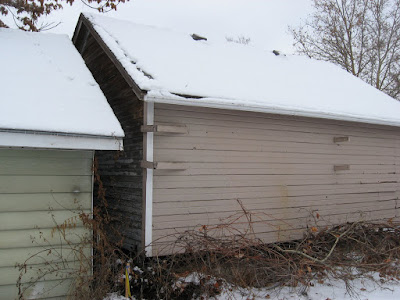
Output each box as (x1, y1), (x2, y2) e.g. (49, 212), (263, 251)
(74, 21), (144, 252)
(152, 103), (400, 255)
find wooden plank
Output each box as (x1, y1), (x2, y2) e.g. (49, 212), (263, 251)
(154, 103), (400, 139)
(0, 227), (89, 249)
(154, 135), (397, 156)
(153, 173), (397, 189)
(0, 156), (93, 176)
(155, 162), (188, 170)
(141, 124), (188, 134)
(0, 193), (91, 212)
(0, 175), (92, 193)
(152, 202), (397, 229)
(153, 190), (397, 204)
(153, 193), (397, 216)
(164, 126), (396, 149)
(153, 183), (397, 199)
(154, 163), (396, 176)
(141, 160), (155, 169)
(154, 111), (400, 144)
(154, 149), (395, 164)
(152, 208), (398, 240)
(141, 160), (188, 170)
(0, 210), (90, 231)
(153, 200), (397, 221)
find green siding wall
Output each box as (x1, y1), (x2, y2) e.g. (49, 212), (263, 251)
(0, 148), (93, 300)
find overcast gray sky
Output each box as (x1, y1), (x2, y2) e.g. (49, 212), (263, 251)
(28, 0), (312, 53)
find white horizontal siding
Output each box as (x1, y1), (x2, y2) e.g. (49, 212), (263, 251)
(151, 103), (400, 256)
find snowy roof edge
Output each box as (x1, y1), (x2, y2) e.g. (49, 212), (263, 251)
(83, 13), (400, 129)
(0, 129), (123, 151)
(145, 93), (400, 128)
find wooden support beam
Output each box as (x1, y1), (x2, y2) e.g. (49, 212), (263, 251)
(141, 160), (155, 169)
(141, 160), (188, 170)
(333, 136), (350, 143)
(334, 164), (350, 171)
(141, 124), (188, 134)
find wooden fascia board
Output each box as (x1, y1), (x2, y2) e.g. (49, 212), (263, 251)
(71, 15), (83, 45)
(73, 14), (146, 101)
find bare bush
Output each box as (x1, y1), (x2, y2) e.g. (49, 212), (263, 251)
(127, 208), (400, 299)
(291, 0), (400, 100)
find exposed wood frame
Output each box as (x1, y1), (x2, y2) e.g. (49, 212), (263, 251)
(141, 124), (188, 134)
(143, 102), (154, 256)
(72, 14), (146, 101)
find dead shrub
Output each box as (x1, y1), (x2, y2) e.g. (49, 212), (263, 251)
(127, 207), (400, 299)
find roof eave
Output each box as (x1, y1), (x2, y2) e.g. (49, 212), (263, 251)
(0, 130), (123, 151)
(145, 94), (400, 129)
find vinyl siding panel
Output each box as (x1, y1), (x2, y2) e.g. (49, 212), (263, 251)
(0, 279), (74, 300)
(152, 103), (400, 256)
(0, 148), (93, 300)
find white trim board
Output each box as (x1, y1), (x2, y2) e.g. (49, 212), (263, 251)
(144, 102), (154, 256)
(145, 94), (400, 128)
(0, 131), (123, 150)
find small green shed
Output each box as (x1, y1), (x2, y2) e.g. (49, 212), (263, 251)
(0, 29), (124, 299)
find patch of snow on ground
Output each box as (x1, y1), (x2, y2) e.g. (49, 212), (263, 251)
(103, 293), (130, 300)
(216, 273), (400, 300)
(103, 272), (400, 299)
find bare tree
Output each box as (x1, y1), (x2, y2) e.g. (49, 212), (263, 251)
(0, 0), (128, 32)
(291, 0), (400, 100)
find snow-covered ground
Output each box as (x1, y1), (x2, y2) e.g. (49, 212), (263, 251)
(219, 275), (400, 300)
(104, 272), (400, 299)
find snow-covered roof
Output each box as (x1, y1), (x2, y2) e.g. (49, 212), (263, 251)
(84, 13), (400, 128)
(0, 28), (124, 150)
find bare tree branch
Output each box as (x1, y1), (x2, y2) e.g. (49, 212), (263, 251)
(0, 0), (128, 31)
(291, 0), (400, 100)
